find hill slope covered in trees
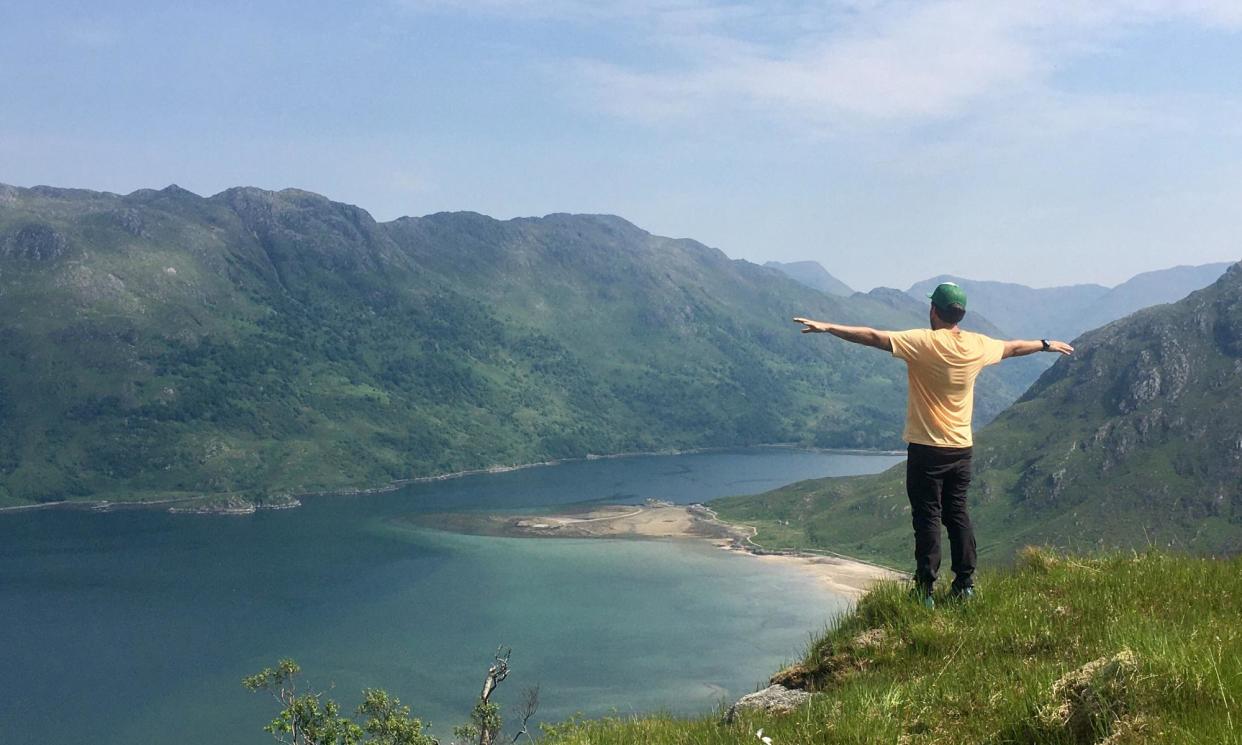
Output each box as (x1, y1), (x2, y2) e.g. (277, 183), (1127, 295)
(0, 183), (1029, 507)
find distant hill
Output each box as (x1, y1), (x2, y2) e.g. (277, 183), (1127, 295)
(1075, 262), (1235, 333)
(0, 182), (1026, 507)
(764, 260), (854, 297)
(713, 261), (1242, 562)
(908, 263), (1230, 341)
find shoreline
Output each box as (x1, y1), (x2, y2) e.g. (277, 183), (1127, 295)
(0, 444), (903, 515)
(405, 501), (904, 599)
(699, 507), (905, 599)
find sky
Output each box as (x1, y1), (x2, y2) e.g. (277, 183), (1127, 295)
(1, 1), (1240, 291)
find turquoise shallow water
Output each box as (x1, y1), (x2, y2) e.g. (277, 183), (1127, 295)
(0, 448), (902, 744)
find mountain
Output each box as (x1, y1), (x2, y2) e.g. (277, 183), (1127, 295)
(1075, 262), (1234, 334)
(906, 275), (1107, 340)
(712, 261), (1242, 562)
(0, 182), (1022, 507)
(764, 260), (854, 297)
(907, 263), (1231, 342)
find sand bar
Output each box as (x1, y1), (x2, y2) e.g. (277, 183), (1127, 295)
(408, 501), (904, 599)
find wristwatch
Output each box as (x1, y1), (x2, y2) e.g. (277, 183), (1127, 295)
(1041, 339), (1050, 351)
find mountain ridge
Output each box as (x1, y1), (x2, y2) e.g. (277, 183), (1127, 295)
(0, 181), (990, 507)
(764, 260), (854, 297)
(907, 264), (1231, 340)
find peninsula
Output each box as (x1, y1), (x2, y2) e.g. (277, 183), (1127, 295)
(405, 500), (901, 598)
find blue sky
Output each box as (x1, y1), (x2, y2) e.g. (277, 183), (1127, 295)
(2, 1), (1240, 290)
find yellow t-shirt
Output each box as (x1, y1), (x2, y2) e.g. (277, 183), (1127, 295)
(889, 328), (1006, 447)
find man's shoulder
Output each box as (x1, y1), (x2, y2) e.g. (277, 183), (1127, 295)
(959, 329), (998, 342)
(953, 329), (1006, 363)
(890, 327), (933, 347)
(888, 328), (933, 360)
(942, 328), (999, 345)
(893, 328), (933, 341)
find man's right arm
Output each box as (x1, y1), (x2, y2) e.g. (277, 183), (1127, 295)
(1003, 339), (1074, 358)
(793, 317), (892, 352)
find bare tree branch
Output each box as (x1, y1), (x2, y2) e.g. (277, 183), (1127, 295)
(509, 684), (540, 743)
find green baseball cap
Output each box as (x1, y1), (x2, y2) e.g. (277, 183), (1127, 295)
(928, 282), (967, 310)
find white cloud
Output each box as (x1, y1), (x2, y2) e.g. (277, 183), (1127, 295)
(432, 0), (1242, 133)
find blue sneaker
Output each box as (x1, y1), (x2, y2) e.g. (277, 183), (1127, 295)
(950, 585), (975, 602)
(911, 584), (935, 609)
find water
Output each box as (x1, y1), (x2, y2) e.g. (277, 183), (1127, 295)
(0, 448), (902, 744)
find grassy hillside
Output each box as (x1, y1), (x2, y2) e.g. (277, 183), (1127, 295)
(713, 262), (1242, 564)
(539, 551), (1242, 744)
(0, 183), (1025, 507)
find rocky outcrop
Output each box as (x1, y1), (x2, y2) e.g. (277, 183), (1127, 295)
(112, 208), (149, 238)
(4, 224), (69, 261)
(722, 685), (811, 723)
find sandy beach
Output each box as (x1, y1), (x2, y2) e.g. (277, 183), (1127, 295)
(412, 501), (903, 599)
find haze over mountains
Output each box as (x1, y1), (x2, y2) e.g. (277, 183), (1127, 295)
(767, 258), (1230, 344)
(764, 261), (853, 297)
(713, 261), (1242, 560)
(907, 263), (1232, 341)
(0, 182), (1030, 507)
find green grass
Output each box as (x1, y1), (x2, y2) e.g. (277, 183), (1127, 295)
(538, 550), (1242, 744)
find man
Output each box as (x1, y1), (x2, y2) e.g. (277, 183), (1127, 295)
(793, 282), (1073, 606)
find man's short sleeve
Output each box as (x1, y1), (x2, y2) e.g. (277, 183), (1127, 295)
(889, 329), (929, 362)
(980, 335), (1006, 366)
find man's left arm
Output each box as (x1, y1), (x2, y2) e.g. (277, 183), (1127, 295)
(1002, 339), (1074, 359)
(793, 317), (892, 351)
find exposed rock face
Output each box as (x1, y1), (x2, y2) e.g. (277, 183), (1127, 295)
(974, 260), (1242, 551)
(4, 224), (68, 261)
(723, 685), (812, 723)
(112, 208), (149, 238)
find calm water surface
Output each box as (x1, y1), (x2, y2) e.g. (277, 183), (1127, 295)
(0, 448), (901, 744)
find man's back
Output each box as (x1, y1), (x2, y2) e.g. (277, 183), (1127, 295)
(889, 328), (1005, 448)
(793, 282), (1073, 602)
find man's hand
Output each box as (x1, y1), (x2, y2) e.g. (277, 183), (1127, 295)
(1047, 340), (1074, 356)
(793, 317), (831, 333)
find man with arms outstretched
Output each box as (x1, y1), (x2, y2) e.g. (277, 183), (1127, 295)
(794, 282), (1073, 606)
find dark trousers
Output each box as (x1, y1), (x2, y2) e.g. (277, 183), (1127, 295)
(906, 443), (977, 591)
